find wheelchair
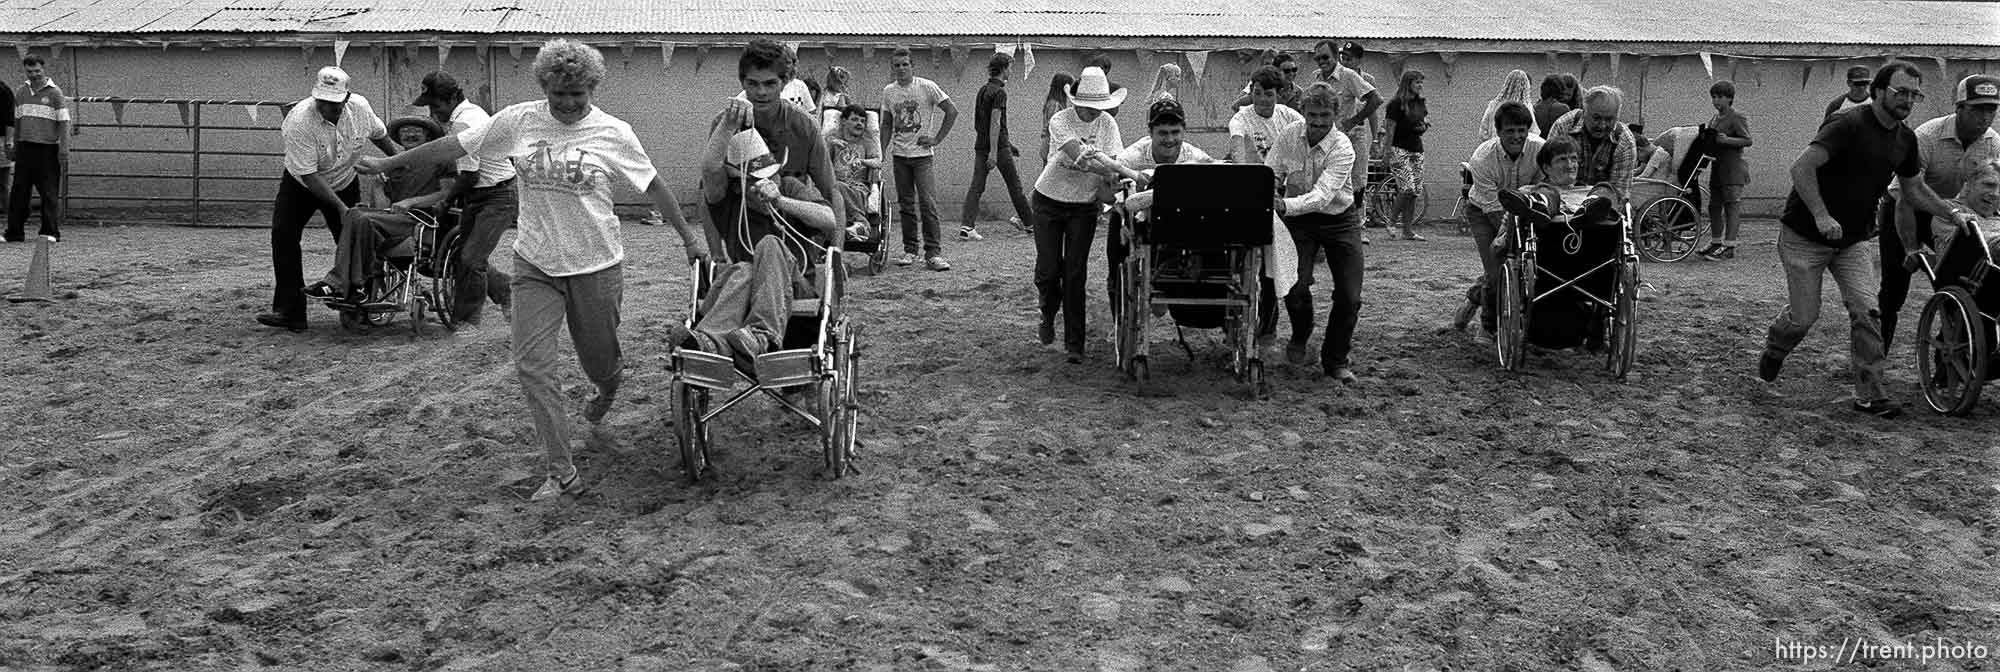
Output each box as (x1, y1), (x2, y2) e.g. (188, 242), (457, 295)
(1492, 187), (1640, 380)
(1363, 152), (1428, 230)
(823, 109), (891, 275)
(666, 216), (859, 482)
(318, 205), (464, 336)
(1631, 154), (1714, 263)
(1108, 163), (1273, 398)
(1911, 217), (2000, 415)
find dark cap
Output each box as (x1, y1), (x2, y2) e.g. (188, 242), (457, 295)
(1957, 74), (2000, 106)
(1338, 41), (1365, 58)
(412, 71), (461, 107)
(1148, 98), (1186, 126)
(1845, 65), (1871, 85)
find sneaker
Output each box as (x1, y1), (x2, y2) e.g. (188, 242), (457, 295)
(1066, 345), (1085, 364)
(528, 467), (586, 501)
(926, 256), (952, 271)
(302, 281), (342, 300)
(844, 223), (871, 243)
(1327, 366), (1358, 384)
(894, 253), (919, 266)
(1714, 245), (1737, 260)
(254, 312), (307, 332)
(1851, 399), (1903, 419)
(583, 389), (616, 425)
(959, 227), (985, 241)
(1757, 352), (1784, 382)
(1403, 231), (1428, 242)
(1038, 314), (1055, 346)
(1010, 216), (1031, 234)
(1695, 243), (1723, 259)
(723, 327), (773, 371)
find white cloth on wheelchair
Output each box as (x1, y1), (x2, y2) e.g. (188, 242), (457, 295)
(1268, 214), (1298, 296)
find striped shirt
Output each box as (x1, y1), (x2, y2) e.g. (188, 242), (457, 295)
(1547, 108), (1635, 202)
(281, 94), (387, 191)
(13, 80), (68, 145)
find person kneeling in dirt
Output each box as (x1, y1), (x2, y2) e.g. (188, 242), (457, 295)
(676, 127), (842, 369)
(303, 117), (457, 301)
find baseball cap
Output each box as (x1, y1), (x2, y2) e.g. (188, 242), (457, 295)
(1338, 41), (1365, 58)
(1148, 98), (1186, 126)
(412, 71), (461, 107)
(1955, 74), (2000, 106)
(725, 129), (781, 180)
(1846, 66), (1871, 85)
(310, 66), (350, 103)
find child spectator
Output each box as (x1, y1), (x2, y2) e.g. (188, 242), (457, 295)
(1697, 80), (1753, 261)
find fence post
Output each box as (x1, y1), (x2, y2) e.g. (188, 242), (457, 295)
(191, 104), (202, 226)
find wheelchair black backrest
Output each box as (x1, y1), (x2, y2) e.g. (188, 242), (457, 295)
(1148, 164), (1275, 248)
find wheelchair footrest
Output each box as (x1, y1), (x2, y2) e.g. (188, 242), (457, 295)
(755, 349), (819, 389)
(675, 350), (740, 389)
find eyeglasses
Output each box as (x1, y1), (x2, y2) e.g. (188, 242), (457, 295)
(1848, 81), (1871, 87)
(1888, 86), (1925, 102)
(1281, 67), (1300, 74)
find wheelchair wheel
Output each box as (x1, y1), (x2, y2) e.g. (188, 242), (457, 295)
(821, 320), (859, 479)
(363, 268), (405, 328)
(1635, 197), (1704, 263)
(1606, 265), (1638, 380)
(430, 248), (460, 332)
(673, 380), (712, 483)
(409, 292), (430, 338)
(1246, 359), (1267, 399)
(1916, 288), (1987, 415)
(1496, 258), (1527, 371)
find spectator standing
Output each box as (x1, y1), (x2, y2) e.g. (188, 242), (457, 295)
(1825, 65), (1874, 121)
(1040, 73), (1076, 170)
(7, 55), (68, 243)
(820, 66), (854, 114)
(881, 46), (958, 270)
(1533, 74), (1569, 139)
(1308, 41), (1380, 237)
(1557, 73), (1583, 111)
(1880, 75), (2000, 350)
(359, 39), (709, 500)
(1696, 80), (1754, 261)
(959, 52), (1035, 242)
(1382, 69), (1432, 241)
(1757, 61), (1976, 419)
(255, 66), (398, 331)
(1478, 69), (1539, 142)
(1231, 53), (1306, 111)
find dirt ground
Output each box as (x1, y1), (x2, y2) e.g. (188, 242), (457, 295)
(0, 215), (1996, 672)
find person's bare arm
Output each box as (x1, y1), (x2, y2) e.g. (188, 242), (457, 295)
(297, 172), (350, 216)
(370, 135), (402, 157)
(358, 135), (466, 176)
(922, 98), (958, 149)
(646, 175), (710, 262)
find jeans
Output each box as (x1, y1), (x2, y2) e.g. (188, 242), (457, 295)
(326, 208), (418, 291)
(1034, 192), (1099, 351)
(960, 148), (1035, 229)
(511, 256), (623, 476)
(1875, 195), (1930, 351)
(1464, 203), (1504, 331)
(0, 165), (12, 223)
(893, 155), (943, 257)
(270, 173), (359, 320)
(1282, 209), (1366, 368)
(1765, 225), (1886, 402)
(7, 142), (61, 240)
(452, 179), (518, 323)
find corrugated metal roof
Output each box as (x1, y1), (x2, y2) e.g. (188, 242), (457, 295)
(2, 0), (1996, 49)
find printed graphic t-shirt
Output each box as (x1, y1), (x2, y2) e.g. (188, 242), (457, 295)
(882, 77), (950, 158)
(457, 101), (658, 277)
(1229, 104), (1303, 161)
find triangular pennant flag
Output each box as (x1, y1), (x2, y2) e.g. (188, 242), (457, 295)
(1933, 56), (1948, 81)
(1751, 59), (1763, 86)
(176, 102), (190, 130)
(110, 100), (126, 125)
(1609, 53), (1621, 81)
(300, 45), (316, 61)
(475, 43), (488, 64)
(402, 43), (419, 65)
(1185, 50), (1206, 83)
(950, 44), (968, 66)
(783, 41), (802, 59)
(619, 42), (634, 62)
(1136, 48), (1153, 70)
(930, 45), (945, 71)
(333, 39), (349, 66)
(1018, 43), (1033, 80)
(14, 45), (27, 61)
(508, 44), (523, 61)
(369, 44), (383, 66)
(1545, 51), (1559, 74)
(862, 45), (875, 61)
(1387, 51), (1409, 78)
(243, 104), (260, 123)
(437, 43), (451, 69)
(996, 43), (1015, 58)
(822, 44), (837, 67)
(661, 43), (675, 73)
(1578, 53), (1591, 82)
(695, 45), (710, 74)
(1699, 52), (1713, 79)
(1802, 62), (1814, 91)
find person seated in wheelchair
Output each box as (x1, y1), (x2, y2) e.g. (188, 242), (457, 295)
(1493, 136), (1625, 350)
(1914, 159), (2000, 272)
(824, 103), (882, 243)
(303, 117), (457, 300)
(679, 127), (843, 368)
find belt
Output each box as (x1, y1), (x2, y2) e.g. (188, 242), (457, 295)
(473, 177), (517, 191)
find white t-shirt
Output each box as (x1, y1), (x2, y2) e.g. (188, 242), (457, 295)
(1034, 107), (1123, 204)
(882, 77), (950, 158)
(456, 101), (658, 277)
(446, 100), (518, 187)
(282, 93), (388, 190)
(1228, 104), (1303, 161)
(1117, 137), (1214, 171)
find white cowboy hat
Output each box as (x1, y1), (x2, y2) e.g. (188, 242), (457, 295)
(725, 128), (782, 179)
(1070, 66), (1127, 111)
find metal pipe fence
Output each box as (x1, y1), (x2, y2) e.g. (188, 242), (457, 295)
(67, 97), (293, 226)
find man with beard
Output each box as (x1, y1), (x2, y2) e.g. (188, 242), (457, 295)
(1758, 61), (1977, 419)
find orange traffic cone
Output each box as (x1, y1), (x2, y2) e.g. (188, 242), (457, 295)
(7, 235), (54, 303)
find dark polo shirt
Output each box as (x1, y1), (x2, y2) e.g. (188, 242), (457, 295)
(1780, 104), (1921, 248)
